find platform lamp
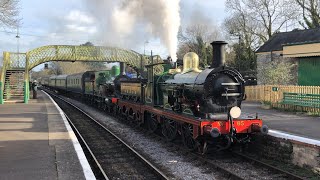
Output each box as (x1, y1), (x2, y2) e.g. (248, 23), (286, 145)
(16, 26), (20, 67)
(144, 40), (149, 56)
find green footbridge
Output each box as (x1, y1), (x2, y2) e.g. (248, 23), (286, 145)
(0, 45), (163, 104)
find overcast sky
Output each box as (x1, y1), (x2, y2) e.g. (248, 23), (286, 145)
(0, 0), (226, 69)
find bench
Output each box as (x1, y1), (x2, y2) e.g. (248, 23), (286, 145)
(281, 92), (320, 108)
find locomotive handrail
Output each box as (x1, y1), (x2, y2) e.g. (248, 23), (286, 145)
(145, 62), (171, 68)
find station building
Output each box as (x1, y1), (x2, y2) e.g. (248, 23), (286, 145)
(256, 28), (320, 86)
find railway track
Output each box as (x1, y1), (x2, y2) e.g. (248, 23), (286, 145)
(102, 111), (306, 180)
(200, 151), (305, 180)
(145, 129), (306, 180)
(49, 92), (169, 180)
(126, 121), (306, 179)
(230, 151), (306, 180)
(45, 89), (308, 180)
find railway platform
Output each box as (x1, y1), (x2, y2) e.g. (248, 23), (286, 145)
(242, 101), (320, 141)
(0, 91), (94, 180)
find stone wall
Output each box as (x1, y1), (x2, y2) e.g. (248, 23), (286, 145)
(249, 134), (320, 175)
(256, 52), (298, 85)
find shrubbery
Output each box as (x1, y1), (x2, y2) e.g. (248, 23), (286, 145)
(258, 60), (296, 85)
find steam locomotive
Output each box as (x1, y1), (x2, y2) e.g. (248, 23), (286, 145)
(43, 41), (268, 152)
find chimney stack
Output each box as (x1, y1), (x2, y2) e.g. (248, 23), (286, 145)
(119, 62), (126, 75)
(211, 41), (227, 68)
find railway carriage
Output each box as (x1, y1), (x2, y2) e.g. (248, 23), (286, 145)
(55, 75), (67, 90)
(48, 75), (67, 91)
(66, 71), (95, 94)
(39, 76), (50, 87)
(49, 76), (55, 87)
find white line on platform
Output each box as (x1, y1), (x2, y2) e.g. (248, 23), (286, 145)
(43, 90), (96, 180)
(269, 129), (320, 147)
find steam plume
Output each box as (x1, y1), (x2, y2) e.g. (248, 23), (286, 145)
(85, 0), (181, 61)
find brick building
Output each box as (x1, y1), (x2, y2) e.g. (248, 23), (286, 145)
(256, 28), (320, 85)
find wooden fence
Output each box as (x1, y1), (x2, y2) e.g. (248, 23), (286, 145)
(245, 85), (320, 114)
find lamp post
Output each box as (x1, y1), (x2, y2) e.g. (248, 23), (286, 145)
(144, 40), (149, 55)
(16, 26), (20, 67)
(231, 34), (241, 71)
(237, 35), (241, 71)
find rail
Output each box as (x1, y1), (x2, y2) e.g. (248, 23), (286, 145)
(46, 90), (169, 180)
(232, 151), (305, 180)
(44, 88), (309, 179)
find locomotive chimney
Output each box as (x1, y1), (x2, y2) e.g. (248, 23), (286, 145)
(119, 62), (126, 75)
(211, 41), (228, 68)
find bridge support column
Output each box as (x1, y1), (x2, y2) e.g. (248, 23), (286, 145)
(0, 52), (9, 104)
(0, 81), (3, 104)
(24, 53), (29, 104)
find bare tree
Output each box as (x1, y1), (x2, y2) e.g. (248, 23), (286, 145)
(225, 0), (298, 43)
(178, 24), (221, 67)
(224, 0), (299, 72)
(295, 0), (320, 28)
(49, 62), (62, 75)
(224, 10), (260, 72)
(0, 0), (20, 28)
(224, 12), (261, 51)
(51, 61), (91, 75)
(30, 69), (54, 80)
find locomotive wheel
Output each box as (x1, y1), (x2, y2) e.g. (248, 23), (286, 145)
(147, 114), (158, 133)
(108, 105), (113, 114)
(181, 124), (198, 151)
(113, 106), (118, 116)
(162, 119), (178, 141)
(124, 109), (129, 121)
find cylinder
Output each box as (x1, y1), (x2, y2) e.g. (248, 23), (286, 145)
(211, 41), (228, 68)
(119, 62), (126, 76)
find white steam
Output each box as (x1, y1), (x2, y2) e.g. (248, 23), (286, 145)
(84, 0), (181, 61)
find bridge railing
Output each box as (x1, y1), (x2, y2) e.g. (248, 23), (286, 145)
(0, 45), (164, 104)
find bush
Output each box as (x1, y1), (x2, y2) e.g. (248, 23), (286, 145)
(258, 60), (296, 85)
